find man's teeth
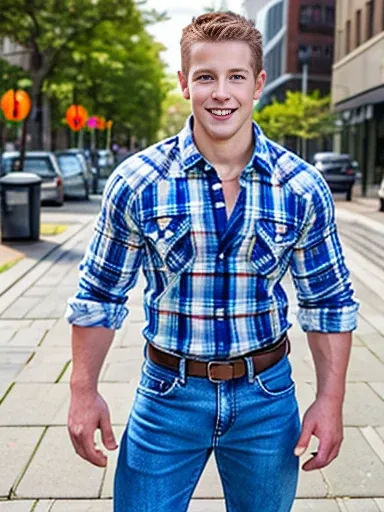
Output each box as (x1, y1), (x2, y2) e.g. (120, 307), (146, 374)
(211, 109), (233, 116)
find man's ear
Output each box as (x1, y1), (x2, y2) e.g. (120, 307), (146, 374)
(253, 70), (267, 101)
(178, 71), (190, 100)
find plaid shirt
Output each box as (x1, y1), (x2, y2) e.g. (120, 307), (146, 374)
(66, 117), (359, 359)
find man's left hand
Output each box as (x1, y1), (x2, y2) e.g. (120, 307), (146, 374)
(294, 396), (344, 471)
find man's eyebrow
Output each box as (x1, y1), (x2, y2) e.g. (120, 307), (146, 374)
(192, 68), (250, 77)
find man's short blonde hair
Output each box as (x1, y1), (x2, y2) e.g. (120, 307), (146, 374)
(180, 11), (263, 78)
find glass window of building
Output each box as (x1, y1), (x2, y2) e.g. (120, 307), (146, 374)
(366, 1), (374, 39)
(356, 9), (362, 46)
(346, 19), (351, 53)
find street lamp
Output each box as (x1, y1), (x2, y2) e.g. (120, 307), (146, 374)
(298, 46), (311, 159)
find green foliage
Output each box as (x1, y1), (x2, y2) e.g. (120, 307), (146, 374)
(253, 91), (336, 143)
(0, 0), (168, 146)
(158, 77), (191, 140)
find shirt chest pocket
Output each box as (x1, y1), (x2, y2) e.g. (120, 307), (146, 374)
(247, 220), (298, 277)
(143, 214), (195, 274)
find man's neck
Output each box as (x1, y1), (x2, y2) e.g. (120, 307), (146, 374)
(193, 119), (254, 181)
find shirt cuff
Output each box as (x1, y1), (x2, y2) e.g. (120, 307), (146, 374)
(298, 303), (359, 332)
(65, 298), (128, 330)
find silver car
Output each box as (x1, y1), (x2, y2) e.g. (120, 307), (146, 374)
(1, 151), (64, 206)
(56, 151), (90, 200)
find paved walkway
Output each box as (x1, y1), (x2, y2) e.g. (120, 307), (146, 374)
(1, 199), (384, 511)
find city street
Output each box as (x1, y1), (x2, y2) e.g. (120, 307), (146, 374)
(1, 196), (384, 512)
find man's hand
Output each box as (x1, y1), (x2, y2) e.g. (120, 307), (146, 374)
(68, 391), (118, 467)
(294, 396), (343, 471)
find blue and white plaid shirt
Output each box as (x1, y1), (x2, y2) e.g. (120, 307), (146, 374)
(66, 117), (359, 359)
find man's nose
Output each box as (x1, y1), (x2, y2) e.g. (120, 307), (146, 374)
(212, 81), (231, 101)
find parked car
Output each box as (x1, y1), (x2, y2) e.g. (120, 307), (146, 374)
(379, 175), (384, 212)
(55, 151), (91, 200)
(58, 148), (98, 194)
(0, 151), (64, 205)
(311, 152), (358, 201)
(97, 149), (115, 179)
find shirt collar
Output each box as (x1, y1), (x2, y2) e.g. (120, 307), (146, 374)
(177, 115), (274, 178)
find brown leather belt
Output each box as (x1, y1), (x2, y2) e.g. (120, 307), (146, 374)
(147, 336), (290, 383)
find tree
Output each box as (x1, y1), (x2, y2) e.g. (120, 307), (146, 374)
(253, 91), (336, 147)
(0, 0), (166, 148)
(46, 18), (168, 147)
(158, 78), (191, 140)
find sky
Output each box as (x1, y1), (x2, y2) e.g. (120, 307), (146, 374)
(145, 0), (245, 74)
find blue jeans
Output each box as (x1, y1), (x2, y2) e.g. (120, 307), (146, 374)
(114, 350), (300, 511)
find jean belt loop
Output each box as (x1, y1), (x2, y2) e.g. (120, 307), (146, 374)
(144, 342), (149, 360)
(245, 356), (256, 383)
(178, 357), (187, 385)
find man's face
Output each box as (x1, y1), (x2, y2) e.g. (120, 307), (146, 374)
(178, 41), (266, 142)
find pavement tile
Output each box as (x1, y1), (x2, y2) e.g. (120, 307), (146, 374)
(0, 384), (68, 426)
(0, 502), (34, 511)
(101, 361), (142, 382)
(15, 360), (68, 383)
(346, 347), (384, 381)
(1, 298), (40, 320)
(339, 498), (381, 511)
(369, 383), (384, 401)
(361, 426), (384, 464)
(290, 356), (315, 382)
(0, 365), (23, 384)
(359, 333), (384, 363)
(295, 382), (316, 419)
(292, 500), (339, 511)
(22, 286), (55, 298)
(355, 316), (380, 337)
(188, 500), (225, 511)
(0, 349), (33, 366)
(377, 427), (384, 442)
(25, 296), (66, 320)
(15, 427), (104, 499)
(0, 326), (17, 343)
(193, 456), (223, 498)
(0, 427), (44, 497)
(296, 468), (328, 498)
(50, 501), (112, 511)
(40, 318), (71, 348)
(0, 381), (12, 401)
(343, 383), (384, 427)
(100, 426), (124, 498)
(7, 327), (48, 348)
(323, 427), (384, 497)
(376, 499), (384, 511)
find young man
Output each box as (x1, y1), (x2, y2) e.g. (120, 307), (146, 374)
(66, 12), (359, 512)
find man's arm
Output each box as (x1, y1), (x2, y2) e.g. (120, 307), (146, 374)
(294, 331), (352, 470)
(68, 326), (117, 467)
(66, 172), (144, 466)
(288, 171), (358, 471)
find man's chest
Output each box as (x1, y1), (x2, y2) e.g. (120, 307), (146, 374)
(138, 176), (304, 278)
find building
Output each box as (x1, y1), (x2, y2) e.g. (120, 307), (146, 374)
(332, 0), (384, 194)
(247, 0), (336, 109)
(0, 38), (30, 71)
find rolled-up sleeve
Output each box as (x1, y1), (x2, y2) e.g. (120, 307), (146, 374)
(66, 172), (144, 329)
(289, 175), (359, 332)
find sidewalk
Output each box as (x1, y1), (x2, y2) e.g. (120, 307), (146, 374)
(1, 199), (384, 511)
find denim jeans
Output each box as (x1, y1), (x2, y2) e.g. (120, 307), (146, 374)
(114, 350), (301, 512)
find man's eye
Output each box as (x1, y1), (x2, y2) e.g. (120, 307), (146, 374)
(231, 74), (246, 80)
(198, 75), (213, 81)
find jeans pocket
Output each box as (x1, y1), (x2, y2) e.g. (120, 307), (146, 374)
(137, 360), (180, 398)
(254, 356), (295, 398)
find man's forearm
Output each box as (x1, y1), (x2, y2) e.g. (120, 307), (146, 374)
(307, 331), (352, 403)
(70, 325), (115, 395)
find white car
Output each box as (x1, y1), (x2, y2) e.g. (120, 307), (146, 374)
(379, 176), (384, 212)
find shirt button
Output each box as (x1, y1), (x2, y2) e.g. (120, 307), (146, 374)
(215, 308), (225, 320)
(218, 253), (224, 260)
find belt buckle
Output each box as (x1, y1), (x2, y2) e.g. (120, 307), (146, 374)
(207, 360), (234, 383)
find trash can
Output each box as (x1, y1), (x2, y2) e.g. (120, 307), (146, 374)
(0, 172), (42, 241)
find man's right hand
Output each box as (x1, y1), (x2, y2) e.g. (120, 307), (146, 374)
(68, 391), (118, 467)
